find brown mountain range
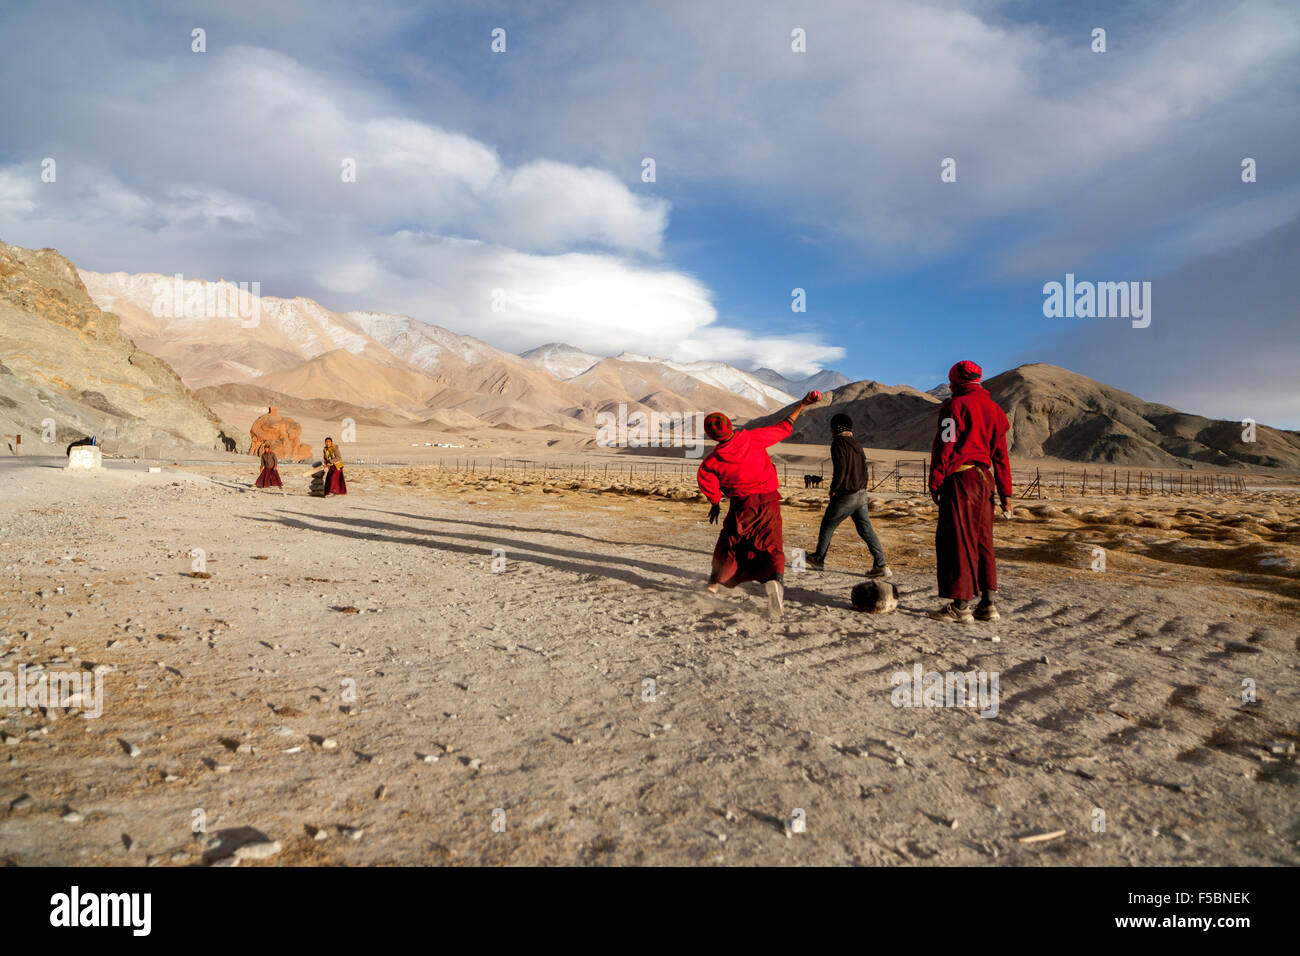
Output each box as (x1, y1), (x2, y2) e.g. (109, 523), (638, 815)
(78, 271), (778, 431)
(755, 364), (1300, 470)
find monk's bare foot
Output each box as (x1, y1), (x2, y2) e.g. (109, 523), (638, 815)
(765, 579), (784, 620)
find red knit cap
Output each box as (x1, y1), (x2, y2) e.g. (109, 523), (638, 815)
(704, 412), (733, 441)
(948, 360), (982, 384)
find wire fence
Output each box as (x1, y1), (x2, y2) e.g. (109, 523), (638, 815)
(347, 454), (1267, 498)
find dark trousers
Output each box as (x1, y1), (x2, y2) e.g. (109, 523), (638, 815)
(812, 489), (887, 567)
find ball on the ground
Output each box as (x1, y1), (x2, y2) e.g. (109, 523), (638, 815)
(851, 580), (899, 614)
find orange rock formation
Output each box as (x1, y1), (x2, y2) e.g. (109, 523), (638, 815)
(249, 406), (311, 462)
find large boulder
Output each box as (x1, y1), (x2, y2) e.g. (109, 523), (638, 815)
(249, 406), (311, 462)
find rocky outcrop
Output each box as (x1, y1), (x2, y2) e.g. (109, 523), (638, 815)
(249, 407), (311, 462)
(0, 240), (233, 457)
(761, 364), (1300, 471)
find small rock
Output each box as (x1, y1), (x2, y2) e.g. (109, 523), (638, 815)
(233, 839), (282, 861)
(10, 794), (33, 810)
(120, 739), (142, 758)
(341, 826), (365, 841)
(61, 809), (84, 823)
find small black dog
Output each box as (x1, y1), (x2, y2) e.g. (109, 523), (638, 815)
(803, 474), (824, 488)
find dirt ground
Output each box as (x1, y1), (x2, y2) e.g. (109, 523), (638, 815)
(1, 457), (1297, 866)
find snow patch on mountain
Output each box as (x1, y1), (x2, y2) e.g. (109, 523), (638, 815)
(613, 352), (795, 409)
(520, 342), (603, 379)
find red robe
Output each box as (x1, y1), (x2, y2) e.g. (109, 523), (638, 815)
(323, 446), (347, 495)
(324, 465), (347, 495)
(255, 450), (282, 488)
(929, 382), (1012, 500)
(929, 383), (1011, 600)
(697, 420), (792, 587)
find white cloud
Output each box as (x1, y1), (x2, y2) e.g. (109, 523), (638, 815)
(0, 43), (842, 375)
(449, 0), (1300, 266)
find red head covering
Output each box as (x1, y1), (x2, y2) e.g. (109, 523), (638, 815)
(948, 360), (982, 385)
(704, 412), (733, 441)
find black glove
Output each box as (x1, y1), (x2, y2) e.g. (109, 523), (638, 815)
(708, 502), (721, 524)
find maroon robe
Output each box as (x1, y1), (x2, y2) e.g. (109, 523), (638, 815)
(324, 464), (347, 495)
(931, 379), (1011, 601)
(255, 450), (282, 488)
(710, 491), (785, 587)
(935, 466), (997, 600)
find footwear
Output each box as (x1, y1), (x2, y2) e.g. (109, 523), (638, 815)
(804, 555), (825, 570)
(765, 579), (785, 620)
(974, 603), (1000, 621)
(867, 565), (893, 579)
(929, 602), (974, 624)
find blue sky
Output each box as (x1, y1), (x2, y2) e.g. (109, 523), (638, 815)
(1, 0), (1297, 423)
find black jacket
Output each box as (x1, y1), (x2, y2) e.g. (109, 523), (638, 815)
(829, 431), (867, 496)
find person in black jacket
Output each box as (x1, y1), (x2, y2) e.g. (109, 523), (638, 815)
(806, 413), (891, 577)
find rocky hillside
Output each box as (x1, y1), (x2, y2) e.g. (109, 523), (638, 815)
(986, 364), (1300, 470)
(0, 241), (231, 457)
(751, 364), (1300, 470)
(749, 381), (941, 448)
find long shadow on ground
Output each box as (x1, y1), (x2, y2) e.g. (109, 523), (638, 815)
(246, 508), (848, 610)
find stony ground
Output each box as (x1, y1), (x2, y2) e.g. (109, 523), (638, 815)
(0, 458), (1297, 865)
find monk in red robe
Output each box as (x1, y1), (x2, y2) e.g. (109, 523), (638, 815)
(255, 447), (282, 489)
(322, 437), (347, 496)
(928, 361), (1012, 623)
(697, 391), (820, 619)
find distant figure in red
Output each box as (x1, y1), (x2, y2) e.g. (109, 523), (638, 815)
(928, 361), (1012, 623)
(255, 447), (282, 489)
(697, 391), (820, 619)
(322, 437), (347, 495)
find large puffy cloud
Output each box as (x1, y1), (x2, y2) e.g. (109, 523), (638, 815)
(0, 42), (841, 375)
(429, 0), (1300, 271)
(301, 232), (843, 374)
